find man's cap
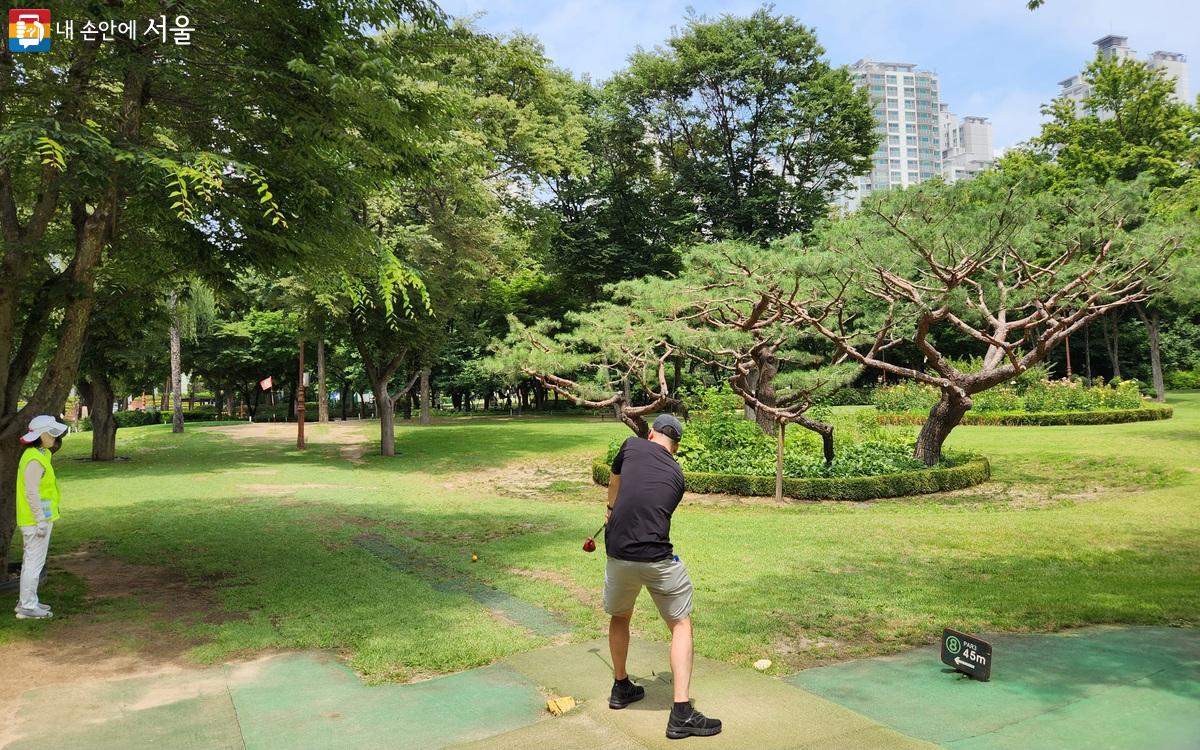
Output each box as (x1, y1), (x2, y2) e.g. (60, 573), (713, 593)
(22, 414), (67, 444)
(652, 414), (684, 442)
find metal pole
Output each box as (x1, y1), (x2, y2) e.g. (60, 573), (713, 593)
(297, 337), (306, 450)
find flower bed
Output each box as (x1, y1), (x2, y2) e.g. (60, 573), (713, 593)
(870, 376), (1173, 425)
(877, 404), (1173, 426)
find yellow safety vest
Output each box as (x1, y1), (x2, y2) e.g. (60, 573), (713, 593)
(15, 447), (59, 526)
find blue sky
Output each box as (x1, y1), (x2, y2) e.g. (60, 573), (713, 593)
(436, 0), (1197, 151)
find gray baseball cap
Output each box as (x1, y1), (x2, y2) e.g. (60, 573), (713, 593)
(652, 414), (684, 442)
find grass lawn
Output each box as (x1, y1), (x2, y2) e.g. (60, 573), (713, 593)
(3, 394), (1197, 680)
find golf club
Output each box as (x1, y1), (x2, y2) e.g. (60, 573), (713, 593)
(582, 523), (605, 552)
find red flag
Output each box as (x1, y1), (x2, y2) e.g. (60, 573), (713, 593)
(259, 376), (273, 391)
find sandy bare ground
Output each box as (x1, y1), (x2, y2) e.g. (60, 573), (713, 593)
(0, 546), (254, 746)
(199, 421), (371, 465)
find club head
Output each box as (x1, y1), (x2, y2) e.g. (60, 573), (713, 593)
(582, 537), (596, 553)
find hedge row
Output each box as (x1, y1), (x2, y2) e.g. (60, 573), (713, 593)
(592, 454), (990, 502)
(875, 404), (1173, 427)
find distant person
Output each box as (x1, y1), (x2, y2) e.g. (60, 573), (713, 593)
(13, 415), (67, 620)
(603, 414), (722, 739)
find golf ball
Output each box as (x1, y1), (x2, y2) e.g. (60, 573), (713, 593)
(753, 659), (772, 671)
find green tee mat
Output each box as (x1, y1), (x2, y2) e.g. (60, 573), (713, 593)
(5, 652), (547, 750)
(787, 625), (1200, 749)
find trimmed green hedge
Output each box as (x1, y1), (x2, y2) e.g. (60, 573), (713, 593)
(592, 454), (990, 502)
(876, 404), (1173, 427)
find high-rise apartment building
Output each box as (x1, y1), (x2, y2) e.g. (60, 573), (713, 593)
(1058, 35), (1190, 111)
(841, 60), (944, 210)
(940, 105), (995, 184)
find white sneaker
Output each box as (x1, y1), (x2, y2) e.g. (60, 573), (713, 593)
(15, 607), (52, 620)
(13, 603), (51, 614)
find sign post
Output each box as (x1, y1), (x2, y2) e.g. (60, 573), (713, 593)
(941, 628), (992, 681)
(297, 337), (306, 450)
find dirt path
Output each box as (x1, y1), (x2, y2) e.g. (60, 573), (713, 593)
(199, 421), (371, 465)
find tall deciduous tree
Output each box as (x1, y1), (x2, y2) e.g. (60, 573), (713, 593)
(0, 0), (443, 568)
(610, 7), (877, 244)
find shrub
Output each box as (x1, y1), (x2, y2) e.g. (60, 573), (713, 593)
(1166, 368), (1200, 390)
(609, 390), (925, 481)
(592, 453), (990, 501)
(876, 377), (1148, 415)
(876, 404), (1172, 427)
(871, 381), (937, 413)
(972, 385), (1022, 412)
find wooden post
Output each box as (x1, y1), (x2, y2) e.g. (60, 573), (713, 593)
(297, 337), (306, 450)
(1065, 334), (1072, 380)
(775, 420), (785, 503)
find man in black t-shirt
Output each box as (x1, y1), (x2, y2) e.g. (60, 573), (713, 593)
(603, 414), (722, 740)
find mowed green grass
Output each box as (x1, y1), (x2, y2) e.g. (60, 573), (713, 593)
(3, 395), (1197, 680)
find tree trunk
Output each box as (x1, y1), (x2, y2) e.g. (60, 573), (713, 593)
(1136, 304), (1165, 402)
(673, 356), (682, 395)
(374, 381), (396, 456)
(402, 392), (413, 420)
(419, 368), (431, 425)
(79, 372), (118, 461)
(775, 421), (785, 503)
(317, 340), (329, 423)
(169, 291), (184, 433)
(1102, 313), (1121, 379)
(914, 389), (972, 466)
(1084, 323), (1092, 385)
(753, 354), (779, 436)
(743, 368), (759, 422)
(340, 384), (350, 420)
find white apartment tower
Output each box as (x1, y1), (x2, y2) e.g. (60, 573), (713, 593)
(940, 104), (995, 184)
(842, 60), (944, 210)
(1058, 35), (1190, 111)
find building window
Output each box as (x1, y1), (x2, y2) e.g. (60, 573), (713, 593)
(905, 124), (916, 133)
(889, 147), (901, 156)
(891, 171), (902, 181)
(888, 110), (899, 119)
(888, 122), (899, 132)
(889, 135), (900, 144)
(907, 136), (917, 145)
(908, 172), (918, 181)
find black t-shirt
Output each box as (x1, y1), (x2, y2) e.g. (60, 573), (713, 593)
(604, 437), (685, 562)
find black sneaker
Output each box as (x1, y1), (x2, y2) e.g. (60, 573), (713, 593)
(609, 679), (645, 709)
(666, 705), (722, 739)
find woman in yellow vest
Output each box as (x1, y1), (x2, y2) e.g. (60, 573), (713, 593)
(15, 415), (67, 620)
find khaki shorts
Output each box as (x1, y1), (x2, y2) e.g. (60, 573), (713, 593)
(603, 556), (694, 623)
